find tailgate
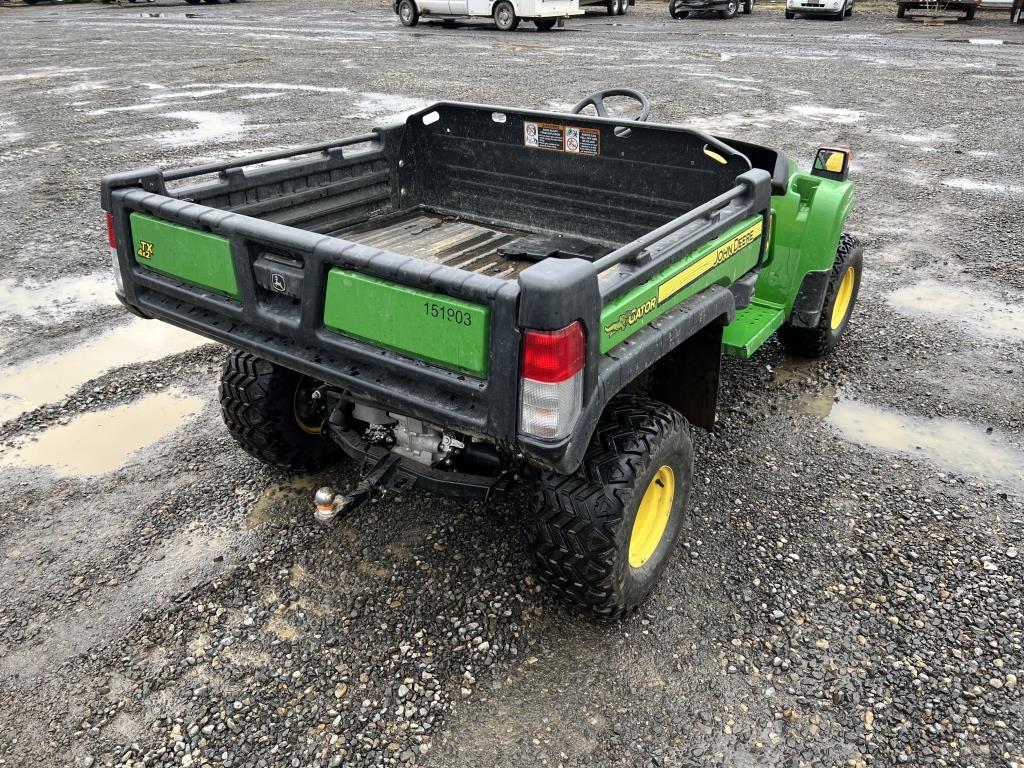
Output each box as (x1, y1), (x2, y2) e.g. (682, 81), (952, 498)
(107, 185), (522, 445)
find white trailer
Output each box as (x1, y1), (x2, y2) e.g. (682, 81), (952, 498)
(393, 0), (583, 31)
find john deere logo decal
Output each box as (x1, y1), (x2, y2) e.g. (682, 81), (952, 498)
(137, 240), (154, 260)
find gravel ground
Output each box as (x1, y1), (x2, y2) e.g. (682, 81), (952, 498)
(1, 1), (1022, 766)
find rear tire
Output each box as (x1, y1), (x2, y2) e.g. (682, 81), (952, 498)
(669, 0), (689, 16)
(605, 0), (617, 14)
(398, 0), (419, 26)
(719, 0), (738, 15)
(896, 2), (906, 15)
(527, 395), (693, 619)
(743, 0), (753, 12)
(618, 0), (628, 14)
(963, 6), (975, 18)
(534, 17), (557, 28)
(219, 350), (344, 472)
(778, 234), (863, 358)
(493, 0), (520, 29)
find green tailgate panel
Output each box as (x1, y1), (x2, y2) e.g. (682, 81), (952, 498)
(323, 269), (490, 377)
(129, 213), (239, 299)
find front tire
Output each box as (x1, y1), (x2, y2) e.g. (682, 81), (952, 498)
(963, 6), (975, 18)
(719, 0), (738, 16)
(784, 9), (795, 17)
(534, 17), (557, 29)
(527, 395), (693, 619)
(493, 0), (520, 29)
(618, 0), (628, 14)
(778, 234), (863, 358)
(669, 0), (689, 16)
(743, 0), (753, 12)
(397, 0), (419, 26)
(219, 351), (344, 471)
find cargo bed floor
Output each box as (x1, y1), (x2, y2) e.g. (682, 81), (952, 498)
(334, 210), (610, 280)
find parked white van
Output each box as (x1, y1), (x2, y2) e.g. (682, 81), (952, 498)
(393, 0), (584, 30)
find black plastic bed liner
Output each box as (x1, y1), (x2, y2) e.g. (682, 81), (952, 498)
(335, 209), (613, 280)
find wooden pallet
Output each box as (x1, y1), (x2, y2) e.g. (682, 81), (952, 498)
(905, 10), (963, 22)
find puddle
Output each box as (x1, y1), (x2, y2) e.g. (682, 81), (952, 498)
(1, 114), (27, 145)
(828, 398), (1024, 495)
(157, 110), (246, 147)
(787, 105), (870, 124)
(246, 476), (319, 528)
(968, 38), (1004, 46)
(795, 387), (837, 418)
(0, 320), (206, 424)
(888, 280), (1024, 342)
(0, 389), (203, 477)
(942, 177), (1024, 195)
(353, 92), (432, 121)
(0, 272), (119, 324)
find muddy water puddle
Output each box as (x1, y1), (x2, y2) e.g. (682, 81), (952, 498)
(246, 476), (320, 528)
(0, 389), (203, 476)
(0, 320), (205, 423)
(826, 398), (1023, 495)
(887, 280), (1024, 342)
(0, 272), (118, 325)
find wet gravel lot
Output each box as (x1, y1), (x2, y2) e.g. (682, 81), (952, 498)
(1, 0), (1023, 766)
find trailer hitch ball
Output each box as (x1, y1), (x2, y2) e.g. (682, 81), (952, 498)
(314, 487), (339, 525)
(313, 485), (373, 526)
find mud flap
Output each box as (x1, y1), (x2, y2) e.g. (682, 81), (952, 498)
(628, 323), (722, 431)
(787, 269), (831, 329)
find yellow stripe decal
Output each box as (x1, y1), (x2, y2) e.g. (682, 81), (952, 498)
(657, 219), (763, 304)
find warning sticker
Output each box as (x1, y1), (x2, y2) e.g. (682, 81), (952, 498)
(565, 126), (600, 156)
(524, 121), (600, 156)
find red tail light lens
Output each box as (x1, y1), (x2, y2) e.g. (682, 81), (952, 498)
(521, 322), (585, 384)
(106, 212), (117, 248)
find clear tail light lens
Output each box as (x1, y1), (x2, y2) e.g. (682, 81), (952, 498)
(519, 322), (585, 440)
(107, 212), (124, 294)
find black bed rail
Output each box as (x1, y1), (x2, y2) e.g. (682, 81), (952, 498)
(162, 132), (382, 183)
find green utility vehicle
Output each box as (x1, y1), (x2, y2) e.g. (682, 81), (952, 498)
(102, 89), (862, 618)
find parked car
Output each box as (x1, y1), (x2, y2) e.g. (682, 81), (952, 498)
(394, 0), (583, 29)
(785, 0), (852, 18)
(670, 0), (752, 18)
(896, 0), (979, 17)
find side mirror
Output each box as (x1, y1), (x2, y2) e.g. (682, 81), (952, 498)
(811, 147), (851, 182)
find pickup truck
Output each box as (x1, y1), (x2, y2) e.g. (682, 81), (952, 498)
(102, 90), (862, 619)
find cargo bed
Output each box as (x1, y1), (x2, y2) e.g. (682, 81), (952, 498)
(103, 100), (776, 471)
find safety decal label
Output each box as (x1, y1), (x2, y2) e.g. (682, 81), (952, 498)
(565, 126), (600, 156)
(524, 121), (600, 156)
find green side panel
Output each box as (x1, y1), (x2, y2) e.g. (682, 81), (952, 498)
(756, 169), (854, 314)
(722, 298), (785, 359)
(599, 216), (763, 354)
(129, 213), (239, 299)
(323, 269), (490, 377)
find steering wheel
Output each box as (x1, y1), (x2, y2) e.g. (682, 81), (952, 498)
(570, 88), (652, 136)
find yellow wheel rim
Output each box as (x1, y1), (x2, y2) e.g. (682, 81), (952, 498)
(629, 466), (675, 569)
(830, 267), (856, 330)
